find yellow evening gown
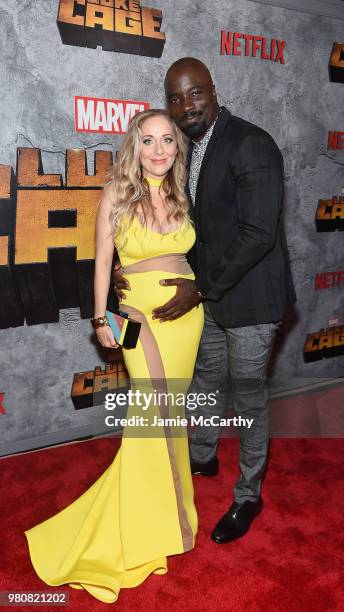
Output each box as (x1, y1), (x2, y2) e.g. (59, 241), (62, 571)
(24, 214), (204, 604)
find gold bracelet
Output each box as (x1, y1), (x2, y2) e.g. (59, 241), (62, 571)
(91, 315), (109, 329)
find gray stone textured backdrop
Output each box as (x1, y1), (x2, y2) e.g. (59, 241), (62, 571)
(0, 0), (343, 453)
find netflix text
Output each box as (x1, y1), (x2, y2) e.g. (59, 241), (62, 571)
(315, 271), (344, 290)
(328, 131), (344, 150)
(220, 31), (286, 64)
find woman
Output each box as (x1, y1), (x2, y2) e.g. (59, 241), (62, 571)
(24, 109), (204, 604)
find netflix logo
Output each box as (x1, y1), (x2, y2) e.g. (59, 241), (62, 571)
(0, 392), (6, 415)
(315, 271), (344, 290)
(328, 131), (344, 150)
(74, 96), (150, 134)
(220, 31), (286, 64)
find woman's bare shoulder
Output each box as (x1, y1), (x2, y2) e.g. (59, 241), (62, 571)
(99, 181), (114, 209)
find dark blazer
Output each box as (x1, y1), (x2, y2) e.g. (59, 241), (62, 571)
(186, 107), (296, 328)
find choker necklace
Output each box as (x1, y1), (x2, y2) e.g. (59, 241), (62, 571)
(145, 176), (164, 187)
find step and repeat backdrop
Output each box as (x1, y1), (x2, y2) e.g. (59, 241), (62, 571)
(0, 0), (343, 454)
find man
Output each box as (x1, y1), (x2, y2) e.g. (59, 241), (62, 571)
(115, 57), (296, 543)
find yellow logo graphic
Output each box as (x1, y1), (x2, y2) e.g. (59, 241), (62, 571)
(304, 326), (344, 362)
(315, 196), (344, 231)
(57, 0), (165, 57)
(329, 43), (344, 83)
(0, 148), (114, 327)
(71, 359), (129, 409)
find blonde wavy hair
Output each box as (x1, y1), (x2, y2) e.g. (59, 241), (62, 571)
(106, 109), (190, 241)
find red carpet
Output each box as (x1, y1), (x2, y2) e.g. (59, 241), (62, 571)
(1, 437), (344, 611)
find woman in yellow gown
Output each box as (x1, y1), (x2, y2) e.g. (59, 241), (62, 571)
(25, 109), (204, 604)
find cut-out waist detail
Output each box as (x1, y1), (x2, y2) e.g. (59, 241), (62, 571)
(122, 253), (193, 275)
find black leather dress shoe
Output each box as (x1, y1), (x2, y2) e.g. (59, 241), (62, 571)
(190, 455), (218, 476)
(211, 498), (263, 543)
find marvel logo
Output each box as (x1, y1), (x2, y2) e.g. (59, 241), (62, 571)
(74, 96), (150, 134)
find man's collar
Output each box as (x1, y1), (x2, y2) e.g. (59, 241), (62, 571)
(191, 107), (231, 146)
(213, 106), (232, 136)
(186, 107), (232, 171)
(191, 109), (220, 146)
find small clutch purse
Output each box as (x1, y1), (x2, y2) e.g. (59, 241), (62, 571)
(105, 309), (141, 349)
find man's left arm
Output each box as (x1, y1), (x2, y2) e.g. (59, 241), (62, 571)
(203, 131), (284, 302)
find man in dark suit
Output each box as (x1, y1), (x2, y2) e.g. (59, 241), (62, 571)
(116, 57), (296, 543)
(155, 57), (295, 543)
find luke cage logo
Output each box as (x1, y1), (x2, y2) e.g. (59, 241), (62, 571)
(57, 0), (165, 57)
(0, 148), (117, 330)
(315, 196), (344, 231)
(71, 359), (129, 409)
(304, 326), (344, 362)
(329, 43), (344, 83)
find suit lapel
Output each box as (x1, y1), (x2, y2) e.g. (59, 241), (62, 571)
(194, 137), (217, 207)
(194, 108), (232, 207)
(185, 143), (193, 205)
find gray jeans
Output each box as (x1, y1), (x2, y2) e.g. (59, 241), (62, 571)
(190, 303), (279, 504)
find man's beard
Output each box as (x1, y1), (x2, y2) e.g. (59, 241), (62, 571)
(180, 117), (208, 139)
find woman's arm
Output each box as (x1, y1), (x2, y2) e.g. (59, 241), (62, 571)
(93, 185), (118, 348)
